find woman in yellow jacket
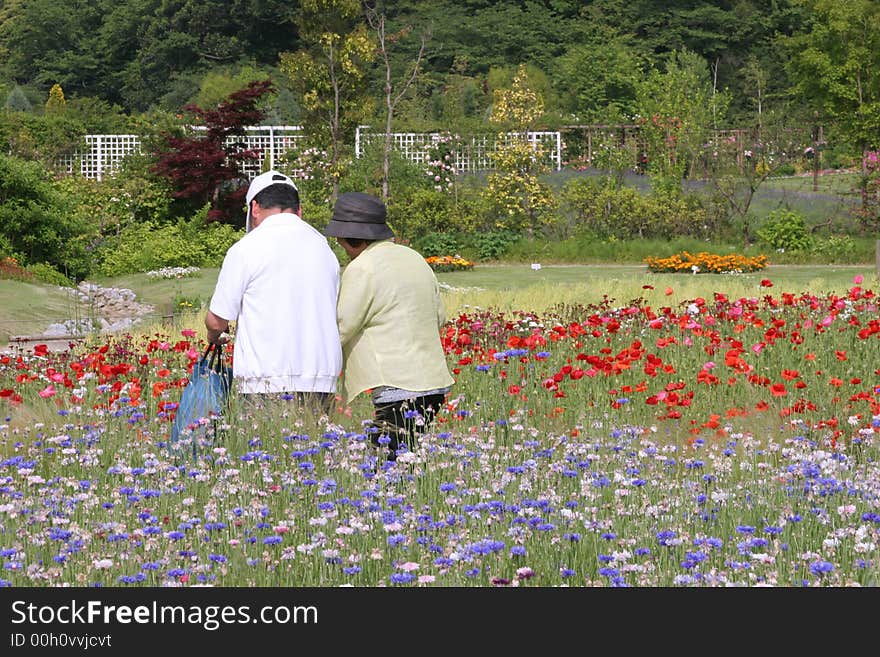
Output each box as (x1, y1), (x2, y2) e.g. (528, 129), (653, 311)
(325, 192), (455, 461)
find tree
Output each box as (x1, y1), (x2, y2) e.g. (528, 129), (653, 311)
(279, 0), (375, 204)
(552, 28), (645, 124)
(151, 79), (274, 225)
(483, 64), (556, 235)
(635, 48), (729, 194)
(782, 0), (880, 226)
(4, 85), (32, 112)
(364, 2), (429, 202)
(0, 153), (93, 279)
(45, 83), (66, 114)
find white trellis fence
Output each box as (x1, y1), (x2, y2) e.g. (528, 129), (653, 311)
(59, 125), (564, 180)
(58, 126), (306, 181)
(355, 126), (563, 172)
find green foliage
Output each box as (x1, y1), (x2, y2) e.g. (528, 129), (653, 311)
(55, 159), (175, 244)
(279, 0), (375, 197)
(414, 231), (461, 258)
(45, 83), (66, 114)
(4, 85), (32, 112)
(0, 109), (87, 164)
(756, 208), (813, 251)
(635, 48), (730, 188)
(782, 0), (880, 152)
(172, 291), (204, 313)
(471, 230), (521, 261)
(552, 27), (644, 123)
(0, 153), (94, 279)
(558, 175), (711, 241)
(339, 141), (430, 200)
(386, 188), (453, 242)
(810, 234), (858, 262)
(25, 262), (74, 287)
(95, 210), (243, 276)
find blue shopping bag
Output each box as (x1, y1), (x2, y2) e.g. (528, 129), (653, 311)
(170, 343), (233, 455)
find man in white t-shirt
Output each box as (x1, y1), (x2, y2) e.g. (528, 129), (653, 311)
(205, 170), (342, 416)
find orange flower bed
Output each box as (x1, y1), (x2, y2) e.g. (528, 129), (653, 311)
(425, 255), (475, 272)
(645, 251), (768, 274)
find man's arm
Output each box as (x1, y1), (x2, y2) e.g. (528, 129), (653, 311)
(205, 309), (230, 345)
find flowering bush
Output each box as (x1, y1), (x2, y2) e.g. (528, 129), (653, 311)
(0, 256), (34, 282)
(645, 251), (768, 274)
(423, 132), (460, 193)
(146, 266), (201, 280)
(425, 255), (475, 272)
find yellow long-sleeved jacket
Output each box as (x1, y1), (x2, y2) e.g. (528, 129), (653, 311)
(336, 240), (455, 402)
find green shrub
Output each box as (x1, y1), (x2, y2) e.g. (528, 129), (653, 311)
(558, 176), (709, 241)
(470, 229), (522, 260)
(756, 208), (813, 251)
(414, 231), (462, 257)
(811, 234), (858, 262)
(25, 262), (74, 287)
(772, 163), (796, 177)
(95, 212), (243, 276)
(0, 153), (94, 279)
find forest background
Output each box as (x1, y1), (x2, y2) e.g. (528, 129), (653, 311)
(1, 0), (880, 287)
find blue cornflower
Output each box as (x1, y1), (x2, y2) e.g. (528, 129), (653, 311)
(809, 561), (834, 575)
(510, 546), (526, 557)
(735, 525), (755, 534)
(262, 536), (283, 545)
(561, 568), (575, 578)
(343, 566), (361, 575)
(598, 567), (619, 578)
(208, 554), (227, 563)
(390, 572), (415, 585)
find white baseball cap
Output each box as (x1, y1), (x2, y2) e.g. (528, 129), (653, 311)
(245, 170), (298, 232)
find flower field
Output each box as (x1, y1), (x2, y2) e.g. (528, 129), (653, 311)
(1, 275), (879, 587)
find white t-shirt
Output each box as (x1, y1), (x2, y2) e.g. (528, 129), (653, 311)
(209, 212), (342, 394)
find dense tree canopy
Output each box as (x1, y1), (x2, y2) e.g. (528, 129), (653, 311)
(0, 0), (864, 156)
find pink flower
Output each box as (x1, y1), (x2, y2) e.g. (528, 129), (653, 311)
(181, 328), (197, 337)
(854, 274), (864, 285)
(516, 566), (535, 580)
(38, 385), (56, 398)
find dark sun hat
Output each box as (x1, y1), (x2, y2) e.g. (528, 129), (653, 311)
(324, 192), (395, 240)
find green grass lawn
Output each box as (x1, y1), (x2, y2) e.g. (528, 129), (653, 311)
(4, 262), (877, 345)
